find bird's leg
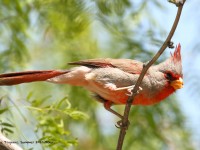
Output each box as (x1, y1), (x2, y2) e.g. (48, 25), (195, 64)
(114, 85), (135, 91)
(104, 83), (142, 96)
(93, 94), (122, 119)
(104, 101), (130, 129)
(94, 95), (127, 128)
(115, 85), (143, 96)
(104, 101), (123, 119)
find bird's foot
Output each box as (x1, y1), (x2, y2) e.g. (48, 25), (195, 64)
(113, 85), (142, 96)
(104, 83), (142, 96)
(115, 119), (130, 130)
(125, 86), (142, 96)
(103, 101), (130, 130)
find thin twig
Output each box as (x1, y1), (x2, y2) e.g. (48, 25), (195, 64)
(116, 1), (186, 150)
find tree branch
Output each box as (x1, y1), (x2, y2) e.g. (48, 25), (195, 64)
(116, 1), (186, 150)
(0, 133), (23, 150)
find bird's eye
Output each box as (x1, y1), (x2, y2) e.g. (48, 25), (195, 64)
(165, 72), (173, 80)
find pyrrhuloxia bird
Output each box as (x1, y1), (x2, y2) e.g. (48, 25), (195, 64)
(0, 44), (183, 119)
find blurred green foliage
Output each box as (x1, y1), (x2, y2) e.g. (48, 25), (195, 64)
(0, 0), (195, 150)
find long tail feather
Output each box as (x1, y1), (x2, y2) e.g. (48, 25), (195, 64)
(0, 70), (69, 86)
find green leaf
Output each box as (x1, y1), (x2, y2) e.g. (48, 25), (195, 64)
(1, 122), (14, 128)
(2, 127), (14, 134)
(0, 108), (8, 114)
(69, 110), (89, 120)
(56, 97), (70, 109)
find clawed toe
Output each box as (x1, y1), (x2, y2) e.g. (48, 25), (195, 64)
(126, 88), (133, 96)
(138, 87), (143, 93)
(115, 119), (130, 129)
(126, 86), (143, 96)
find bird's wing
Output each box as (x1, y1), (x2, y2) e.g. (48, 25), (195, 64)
(68, 58), (143, 74)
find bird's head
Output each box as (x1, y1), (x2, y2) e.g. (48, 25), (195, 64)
(134, 44), (183, 105)
(157, 44), (183, 90)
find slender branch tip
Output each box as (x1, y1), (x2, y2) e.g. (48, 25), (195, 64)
(168, 0), (186, 7)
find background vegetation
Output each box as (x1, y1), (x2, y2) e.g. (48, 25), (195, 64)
(0, 0), (199, 150)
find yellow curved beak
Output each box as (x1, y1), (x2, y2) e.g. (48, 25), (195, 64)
(170, 77), (184, 90)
